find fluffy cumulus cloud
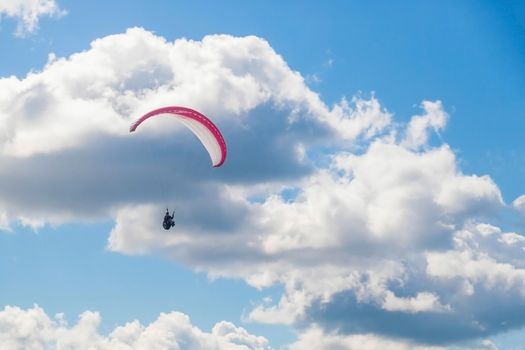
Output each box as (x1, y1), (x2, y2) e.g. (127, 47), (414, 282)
(109, 134), (505, 344)
(1, 27), (524, 348)
(512, 194), (525, 216)
(0, 305), (272, 350)
(289, 327), (499, 350)
(0, 0), (65, 36)
(401, 100), (447, 150)
(0, 27), (388, 225)
(288, 326), (446, 350)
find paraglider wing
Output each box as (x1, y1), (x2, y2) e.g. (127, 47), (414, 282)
(130, 106), (227, 167)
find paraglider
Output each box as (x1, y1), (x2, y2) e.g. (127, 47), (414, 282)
(130, 106), (227, 229)
(163, 209), (175, 230)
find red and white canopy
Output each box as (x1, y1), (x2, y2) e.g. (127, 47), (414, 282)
(130, 106), (227, 167)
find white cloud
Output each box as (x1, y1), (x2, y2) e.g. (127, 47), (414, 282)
(327, 96), (392, 140)
(512, 194), (525, 216)
(478, 341), (498, 350)
(0, 305), (272, 350)
(0, 27), (393, 228)
(402, 100), (447, 150)
(498, 232), (525, 246)
(103, 65), (506, 345)
(0, 0), (65, 36)
(288, 326), (445, 350)
(382, 291), (450, 314)
(427, 249), (525, 291)
(476, 223), (501, 236)
(426, 224), (525, 293)
(0, 27), (387, 159)
(109, 137), (502, 327)
(0, 211), (10, 231)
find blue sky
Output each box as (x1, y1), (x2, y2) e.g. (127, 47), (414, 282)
(1, 1), (525, 349)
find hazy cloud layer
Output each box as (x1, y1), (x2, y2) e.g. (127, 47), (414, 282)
(1, 28), (524, 347)
(0, 305), (272, 350)
(0, 0), (65, 36)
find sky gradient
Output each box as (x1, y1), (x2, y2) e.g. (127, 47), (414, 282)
(1, 1), (525, 349)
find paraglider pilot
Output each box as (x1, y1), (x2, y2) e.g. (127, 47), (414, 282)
(163, 209), (175, 230)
